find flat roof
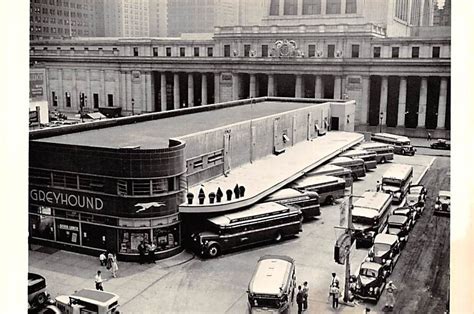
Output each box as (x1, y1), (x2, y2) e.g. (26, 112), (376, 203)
(382, 164), (413, 180)
(208, 202), (290, 226)
(249, 258), (293, 295)
(71, 289), (118, 304)
(353, 192), (391, 210)
(34, 101), (316, 149)
(291, 175), (344, 188)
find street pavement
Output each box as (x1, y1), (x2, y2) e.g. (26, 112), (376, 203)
(29, 153), (436, 313)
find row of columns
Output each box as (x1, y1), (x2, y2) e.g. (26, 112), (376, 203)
(377, 76), (448, 128)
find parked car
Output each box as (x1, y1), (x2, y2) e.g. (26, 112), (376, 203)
(430, 139), (450, 150)
(386, 215), (410, 248)
(28, 273), (51, 311)
(392, 206), (416, 230)
(367, 234), (401, 275)
(407, 184), (427, 217)
(434, 190), (451, 216)
(354, 262), (387, 302)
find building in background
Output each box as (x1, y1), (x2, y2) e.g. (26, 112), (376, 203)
(30, 0), (98, 40)
(103, 0), (150, 37)
(433, 0), (450, 26)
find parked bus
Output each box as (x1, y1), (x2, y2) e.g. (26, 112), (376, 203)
(247, 255), (296, 313)
(55, 289), (120, 314)
(290, 175), (346, 205)
(354, 142), (394, 164)
(352, 192), (393, 248)
(340, 149), (378, 170)
(329, 157), (366, 180)
(192, 202), (302, 258)
(262, 188), (320, 220)
(371, 133), (416, 155)
(306, 164), (353, 188)
(381, 164), (414, 204)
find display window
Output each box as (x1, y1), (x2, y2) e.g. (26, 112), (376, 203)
(55, 219), (80, 244)
(153, 225), (180, 252)
(30, 214), (54, 240)
(81, 223), (108, 250)
(119, 230), (150, 253)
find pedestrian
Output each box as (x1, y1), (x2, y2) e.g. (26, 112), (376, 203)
(376, 181), (381, 192)
(296, 285), (304, 314)
(106, 252), (113, 270)
(138, 241), (146, 264)
(110, 254), (119, 278)
(427, 132), (431, 141)
(99, 252), (107, 266)
(147, 242), (156, 264)
(385, 281), (397, 311)
(330, 284), (340, 309)
(330, 272), (340, 288)
(95, 270), (104, 291)
(302, 281), (309, 311)
(364, 307), (371, 313)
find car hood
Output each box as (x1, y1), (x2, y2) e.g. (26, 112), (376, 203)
(358, 276), (376, 287)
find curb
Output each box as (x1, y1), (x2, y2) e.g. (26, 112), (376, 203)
(415, 157), (436, 185)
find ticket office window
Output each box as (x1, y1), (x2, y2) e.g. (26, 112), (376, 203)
(153, 225), (180, 252)
(81, 223), (108, 249)
(119, 230), (150, 253)
(30, 213), (55, 240)
(55, 219), (80, 244)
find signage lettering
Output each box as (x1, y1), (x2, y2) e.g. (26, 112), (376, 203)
(30, 189), (104, 211)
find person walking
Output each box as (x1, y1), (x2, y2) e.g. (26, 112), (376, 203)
(330, 272), (340, 288)
(376, 181), (381, 192)
(138, 241), (146, 264)
(427, 132), (432, 141)
(110, 254), (119, 278)
(385, 281), (397, 311)
(302, 281), (309, 311)
(99, 252), (107, 266)
(106, 252), (113, 270)
(95, 270), (104, 291)
(147, 242), (156, 264)
(296, 285), (304, 314)
(330, 284), (340, 309)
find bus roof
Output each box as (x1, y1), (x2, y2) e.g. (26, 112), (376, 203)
(265, 188), (307, 201)
(70, 289), (119, 305)
(208, 202), (291, 226)
(308, 164), (350, 176)
(357, 142), (393, 149)
(373, 133), (410, 142)
(382, 164), (413, 181)
(353, 192), (392, 211)
(290, 175), (344, 189)
(341, 149), (374, 157)
(330, 156), (359, 164)
(248, 256), (294, 296)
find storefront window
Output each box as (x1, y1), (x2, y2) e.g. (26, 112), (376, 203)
(153, 225), (180, 252)
(81, 223), (107, 249)
(119, 230), (150, 253)
(30, 214), (54, 240)
(56, 219), (80, 244)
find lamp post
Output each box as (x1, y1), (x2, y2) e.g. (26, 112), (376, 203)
(131, 98), (135, 115)
(379, 112), (384, 133)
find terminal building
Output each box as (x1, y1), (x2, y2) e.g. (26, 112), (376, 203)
(29, 98), (359, 261)
(29, 0), (450, 138)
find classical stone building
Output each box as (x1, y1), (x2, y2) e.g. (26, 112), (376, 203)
(30, 0), (450, 136)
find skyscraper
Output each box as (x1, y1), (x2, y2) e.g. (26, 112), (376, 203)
(104, 0), (150, 37)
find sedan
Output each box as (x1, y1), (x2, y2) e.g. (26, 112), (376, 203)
(434, 190), (450, 216)
(430, 139), (450, 150)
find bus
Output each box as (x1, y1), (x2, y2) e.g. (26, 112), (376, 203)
(247, 255), (296, 314)
(340, 149), (378, 170)
(381, 164), (413, 204)
(352, 192), (393, 248)
(355, 142), (394, 164)
(306, 164), (353, 188)
(290, 175), (346, 205)
(55, 289), (120, 314)
(262, 188), (320, 220)
(329, 157), (366, 180)
(371, 133), (416, 155)
(192, 202), (302, 258)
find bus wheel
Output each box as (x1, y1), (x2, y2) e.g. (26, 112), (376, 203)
(35, 292), (47, 306)
(275, 232), (283, 242)
(326, 195), (335, 205)
(207, 244), (220, 258)
(380, 157), (386, 164)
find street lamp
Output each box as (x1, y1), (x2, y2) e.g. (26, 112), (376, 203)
(379, 112), (384, 133)
(131, 98), (135, 115)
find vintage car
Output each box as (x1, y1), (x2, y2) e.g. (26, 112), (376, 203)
(354, 262), (387, 302)
(28, 273), (51, 311)
(434, 190), (451, 216)
(386, 215), (410, 248)
(406, 184), (427, 217)
(391, 206), (416, 230)
(430, 139), (451, 150)
(367, 234), (401, 275)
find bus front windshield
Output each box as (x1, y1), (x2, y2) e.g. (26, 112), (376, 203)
(250, 296), (281, 308)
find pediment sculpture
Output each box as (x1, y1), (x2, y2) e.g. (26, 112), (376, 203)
(270, 39), (303, 58)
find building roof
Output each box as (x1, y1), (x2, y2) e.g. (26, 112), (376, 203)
(34, 101), (315, 149)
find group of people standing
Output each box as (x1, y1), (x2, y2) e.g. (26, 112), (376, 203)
(137, 240), (157, 264)
(95, 251), (119, 291)
(295, 281), (309, 314)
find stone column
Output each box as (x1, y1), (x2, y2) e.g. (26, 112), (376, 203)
(249, 74), (256, 98)
(315, 75), (322, 98)
(295, 74), (303, 98)
(126, 71), (132, 112)
(437, 77), (448, 129)
(418, 77), (428, 128)
(279, 0), (284, 15)
(379, 76), (388, 125)
(268, 74), (275, 96)
(72, 69), (77, 109)
(321, 0), (327, 14)
(58, 69), (64, 109)
(145, 72), (152, 112)
(188, 73), (194, 107)
(201, 73), (208, 106)
(359, 75), (370, 125)
(334, 76), (342, 99)
(397, 77), (407, 127)
(86, 70), (92, 109)
(214, 72), (220, 104)
(341, 0), (346, 14)
(101, 70), (106, 107)
(120, 72), (127, 111)
(114, 71), (120, 110)
(297, 0), (303, 15)
(232, 73), (239, 100)
(142, 72), (147, 112)
(160, 72), (166, 111)
(173, 73), (180, 110)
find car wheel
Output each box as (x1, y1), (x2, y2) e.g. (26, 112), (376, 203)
(35, 292), (47, 306)
(380, 157), (386, 164)
(326, 195), (335, 205)
(401, 149), (405, 155)
(375, 287), (380, 301)
(207, 244), (220, 258)
(275, 232), (283, 242)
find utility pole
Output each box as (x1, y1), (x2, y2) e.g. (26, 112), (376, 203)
(343, 184), (353, 303)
